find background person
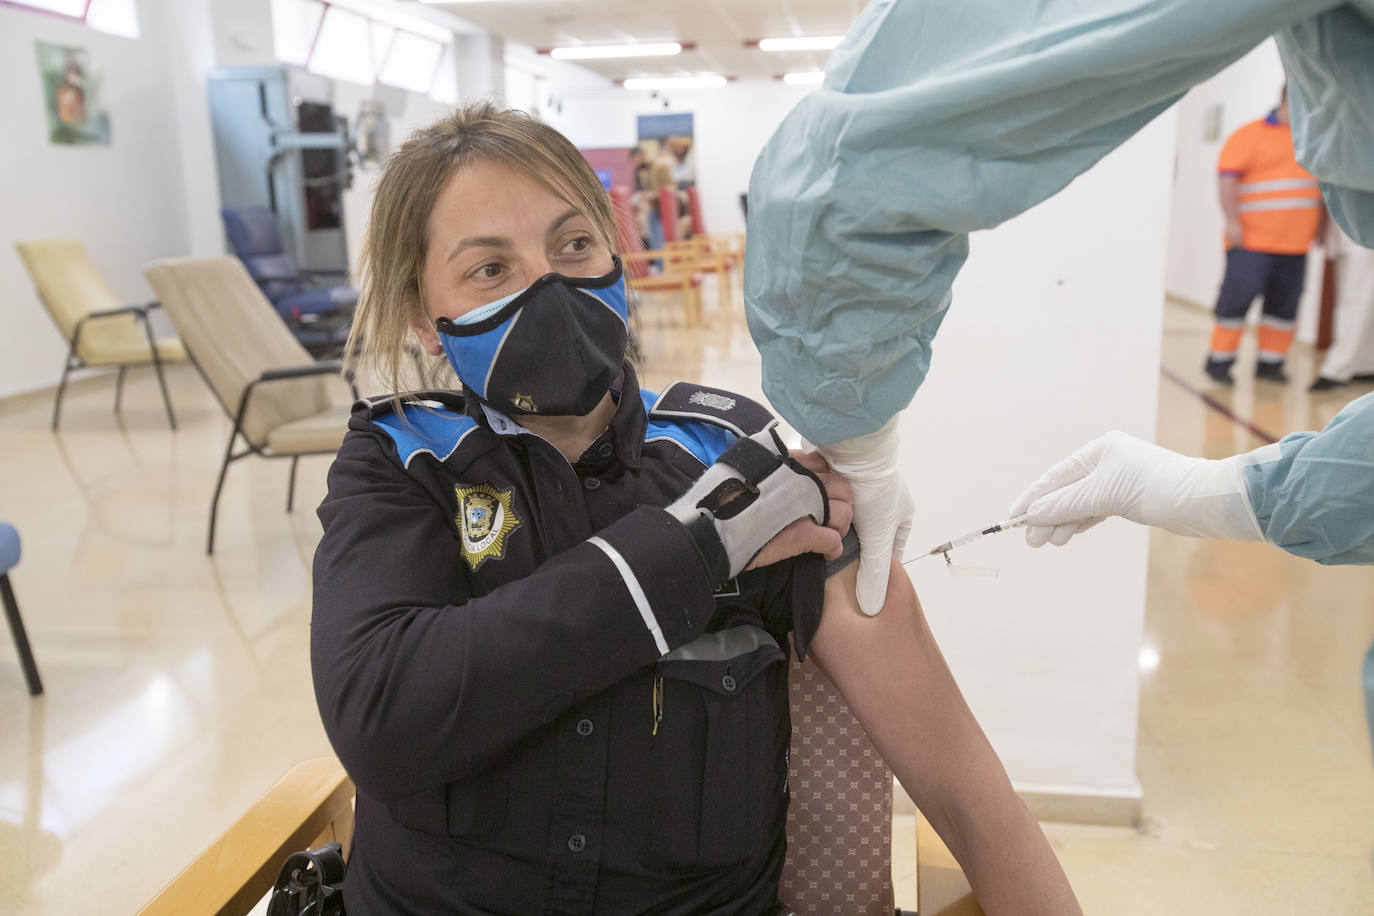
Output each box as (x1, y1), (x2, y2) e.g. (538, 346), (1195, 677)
(1205, 85), (1324, 386)
(1312, 219), (1374, 391)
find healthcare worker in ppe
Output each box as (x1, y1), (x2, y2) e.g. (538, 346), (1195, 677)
(1008, 392), (1374, 760)
(745, 0), (1374, 613)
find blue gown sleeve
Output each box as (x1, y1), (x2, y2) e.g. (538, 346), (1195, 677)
(1278, 5), (1374, 247)
(744, 0), (1374, 445)
(1241, 391), (1374, 566)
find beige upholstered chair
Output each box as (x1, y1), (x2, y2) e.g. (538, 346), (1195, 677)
(144, 256), (354, 554)
(138, 663), (982, 915)
(15, 238), (185, 431)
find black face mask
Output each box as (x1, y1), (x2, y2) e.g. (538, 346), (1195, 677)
(435, 256), (628, 417)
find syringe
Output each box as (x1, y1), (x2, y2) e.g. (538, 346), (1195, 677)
(920, 514), (1029, 560)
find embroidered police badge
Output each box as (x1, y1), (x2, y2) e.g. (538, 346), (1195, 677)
(510, 392), (537, 413)
(688, 390), (736, 411)
(454, 482), (522, 570)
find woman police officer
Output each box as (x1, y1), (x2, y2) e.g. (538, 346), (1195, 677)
(309, 103), (1081, 915)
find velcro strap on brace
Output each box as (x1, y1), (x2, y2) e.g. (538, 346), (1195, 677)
(681, 510), (731, 585)
(666, 424), (829, 585)
(716, 434), (784, 488)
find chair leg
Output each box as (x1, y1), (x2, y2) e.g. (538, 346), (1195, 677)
(114, 366), (127, 415)
(286, 455), (299, 513)
(207, 429), (238, 555)
(139, 313), (178, 430)
(51, 349), (78, 432)
(1, 574), (43, 697)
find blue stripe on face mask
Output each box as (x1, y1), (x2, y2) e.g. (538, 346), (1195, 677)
(576, 278), (630, 325)
(439, 311), (518, 400)
(438, 286), (533, 399)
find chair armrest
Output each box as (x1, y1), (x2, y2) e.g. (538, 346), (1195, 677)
(916, 811), (985, 915)
(298, 269), (351, 285)
(258, 359), (344, 382)
(136, 757), (354, 916)
(70, 304), (162, 350)
(79, 304), (153, 322)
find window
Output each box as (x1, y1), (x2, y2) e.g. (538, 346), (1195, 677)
(378, 30), (442, 94)
(271, 0), (325, 66)
(269, 0), (457, 101)
(3, 0), (140, 38)
(308, 5), (375, 86)
(5, 0), (87, 17)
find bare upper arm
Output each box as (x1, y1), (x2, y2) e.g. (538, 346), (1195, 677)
(807, 557), (1013, 824)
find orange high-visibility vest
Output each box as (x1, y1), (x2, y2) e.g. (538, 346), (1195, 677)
(1217, 113), (1322, 255)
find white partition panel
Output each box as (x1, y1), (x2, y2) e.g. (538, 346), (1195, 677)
(900, 111), (1178, 807)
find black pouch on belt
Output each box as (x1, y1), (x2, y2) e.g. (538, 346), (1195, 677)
(266, 841), (346, 916)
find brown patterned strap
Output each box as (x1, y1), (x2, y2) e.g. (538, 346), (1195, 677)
(781, 658), (893, 916)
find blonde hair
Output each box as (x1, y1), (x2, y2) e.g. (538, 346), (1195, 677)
(347, 101), (621, 396)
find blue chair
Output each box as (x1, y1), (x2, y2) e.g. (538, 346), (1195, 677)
(0, 523), (42, 696)
(220, 208), (357, 356)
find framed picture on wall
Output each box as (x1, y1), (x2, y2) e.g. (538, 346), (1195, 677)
(35, 41), (111, 146)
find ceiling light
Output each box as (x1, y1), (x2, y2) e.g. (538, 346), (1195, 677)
(757, 36), (843, 52)
(621, 75), (727, 90)
(782, 71), (825, 86)
(549, 42), (683, 60)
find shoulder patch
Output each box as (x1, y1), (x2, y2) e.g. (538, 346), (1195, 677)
(641, 384), (768, 467)
(368, 399), (479, 469)
(647, 381), (775, 437)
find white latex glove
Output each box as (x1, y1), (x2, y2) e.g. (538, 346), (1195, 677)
(1008, 431), (1264, 547)
(817, 415), (914, 615)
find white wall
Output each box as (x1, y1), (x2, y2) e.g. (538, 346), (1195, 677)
(1166, 40), (1323, 343)
(899, 112), (1179, 802)
(0, 1), (193, 401)
(541, 79), (814, 237)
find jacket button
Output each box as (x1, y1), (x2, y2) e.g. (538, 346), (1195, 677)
(576, 718), (594, 736)
(582, 477), (601, 490)
(597, 442), (614, 458)
(567, 833), (587, 853)
(721, 674), (737, 692)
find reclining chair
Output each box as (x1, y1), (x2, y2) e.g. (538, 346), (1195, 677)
(136, 661), (983, 915)
(15, 238), (184, 431)
(220, 208), (356, 357)
(144, 256), (355, 554)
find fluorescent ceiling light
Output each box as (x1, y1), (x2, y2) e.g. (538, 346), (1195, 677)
(551, 42), (682, 60)
(758, 36), (843, 52)
(622, 75), (726, 90)
(783, 71), (825, 86)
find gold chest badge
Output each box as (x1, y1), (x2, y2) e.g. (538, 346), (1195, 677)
(454, 482), (522, 570)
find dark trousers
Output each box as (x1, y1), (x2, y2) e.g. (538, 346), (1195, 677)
(1207, 248), (1307, 369)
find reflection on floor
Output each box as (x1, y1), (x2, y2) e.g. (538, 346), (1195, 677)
(0, 283), (1371, 914)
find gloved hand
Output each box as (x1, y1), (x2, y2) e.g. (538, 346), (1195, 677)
(667, 425), (829, 585)
(817, 416), (914, 616)
(1008, 431), (1264, 547)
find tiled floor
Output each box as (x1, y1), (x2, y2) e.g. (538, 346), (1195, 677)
(1, 284), (1372, 914)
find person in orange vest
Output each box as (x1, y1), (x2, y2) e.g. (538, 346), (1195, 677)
(1205, 85), (1326, 385)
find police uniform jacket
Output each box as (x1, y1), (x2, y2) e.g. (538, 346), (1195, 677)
(311, 363), (838, 915)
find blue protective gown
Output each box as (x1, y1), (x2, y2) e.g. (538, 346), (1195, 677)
(745, 0), (1374, 450)
(1242, 391), (1374, 567)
